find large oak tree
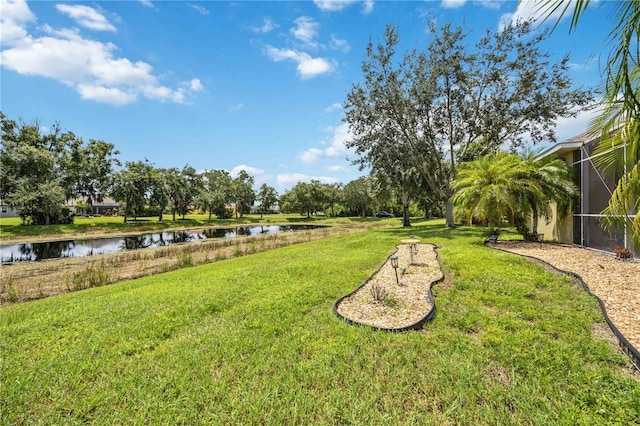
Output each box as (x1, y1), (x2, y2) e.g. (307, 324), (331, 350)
(344, 21), (592, 227)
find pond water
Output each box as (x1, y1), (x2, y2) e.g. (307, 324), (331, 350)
(0, 225), (321, 263)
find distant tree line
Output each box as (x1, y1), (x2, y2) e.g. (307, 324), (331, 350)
(0, 111), (441, 225)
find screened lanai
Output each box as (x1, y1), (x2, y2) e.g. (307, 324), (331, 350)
(537, 132), (638, 256)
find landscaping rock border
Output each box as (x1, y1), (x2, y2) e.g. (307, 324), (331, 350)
(333, 244), (444, 332)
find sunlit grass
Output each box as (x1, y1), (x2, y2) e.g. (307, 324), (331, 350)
(2, 220), (638, 424)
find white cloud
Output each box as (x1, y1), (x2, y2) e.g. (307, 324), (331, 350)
(499, 0), (576, 30)
(138, 0), (154, 8)
(327, 165), (346, 172)
(325, 102), (342, 112)
(77, 84), (136, 105)
(277, 173), (309, 187)
(330, 34), (350, 52)
(229, 102), (244, 111)
(324, 122), (352, 158)
(300, 148), (323, 164)
(553, 105), (601, 143)
(229, 165), (266, 178)
(291, 16), (319, 48)
(56, 4), (116, 32)
(189, 4), (210, 15)
(0, 7), (203, 106)
(276, 173), (339, 188)
(228, 165), (273, 187)
(475, 0), (504, 9)
(1, 0), (36, 44)
(189, 78), (203, 91)
(441, 0), (466, 9)
(252, 17), (277, 33)
(362, 0), (374, 14)
(264, 45), (333, 79)
(313, 0), (359, 12)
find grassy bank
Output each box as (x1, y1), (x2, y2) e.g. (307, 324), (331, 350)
(2, 220), (638, 424)
(0, 213), (388, 242)
(1, 226), (359, 304)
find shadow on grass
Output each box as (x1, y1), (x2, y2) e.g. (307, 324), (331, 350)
(381, 219), (523, 244)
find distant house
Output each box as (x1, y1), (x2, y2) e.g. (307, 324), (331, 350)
(68, 197), (120, 216)
(0, 197), (120, 219)
(0, 202), (20, 218)
(536, 132), (638, 256)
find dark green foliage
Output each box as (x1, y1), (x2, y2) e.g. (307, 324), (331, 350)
(0, 112), (119, 225)
(231, 170), (255, 218)
(344, 22), (592, 227)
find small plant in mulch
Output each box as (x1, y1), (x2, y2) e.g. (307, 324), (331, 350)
(613, 245), (633, 261)
(370, 282), (388, 302)
(369, 283), (397, 307)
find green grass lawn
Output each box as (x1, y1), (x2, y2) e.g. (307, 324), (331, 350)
(2, 220), (638, 424)
(0, 213), (389, 240)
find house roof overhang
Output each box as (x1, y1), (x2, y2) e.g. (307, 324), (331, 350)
(535, 130), (600, 160)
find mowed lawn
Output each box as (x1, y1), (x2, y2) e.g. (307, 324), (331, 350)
(2, 220), (639, 424)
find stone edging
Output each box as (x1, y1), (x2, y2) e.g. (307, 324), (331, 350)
(333, 244), (444, 332)
(488, 241), (640, 372)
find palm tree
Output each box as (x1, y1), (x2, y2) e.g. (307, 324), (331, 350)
(519, 153), (578, 236)
(452, 151), (577, 238)
(536, 0), (639, 247)
(451, 152), (525, 228)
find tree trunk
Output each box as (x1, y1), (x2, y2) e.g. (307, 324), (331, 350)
(445, 198), (455, 228)
(403, 202), (411, 227)
(209, 210), (212, 221)
(158, 211), (163, 222)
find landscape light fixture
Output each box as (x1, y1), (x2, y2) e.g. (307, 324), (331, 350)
(390, 254), (399, 284)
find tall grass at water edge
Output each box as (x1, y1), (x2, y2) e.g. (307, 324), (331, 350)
(1, 220), (639, 424)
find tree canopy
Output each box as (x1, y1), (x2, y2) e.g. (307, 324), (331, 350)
(0, 112), (117, 224)
(344, 21), (592, 227)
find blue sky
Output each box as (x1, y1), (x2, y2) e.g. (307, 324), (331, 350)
(1, 0), (609, 191)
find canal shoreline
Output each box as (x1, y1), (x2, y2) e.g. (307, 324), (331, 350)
(1, 224), (325, 263)
(0, 222), (328, 245)
(1, 226), (361, 306)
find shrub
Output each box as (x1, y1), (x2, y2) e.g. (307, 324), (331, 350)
(177, 252), (193, 268)
(2, 278), (19, 303)
(71, 264), (110, 290)
(613, 245), (633, 260)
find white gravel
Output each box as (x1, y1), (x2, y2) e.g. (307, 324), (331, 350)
(336, 243), (443, 329)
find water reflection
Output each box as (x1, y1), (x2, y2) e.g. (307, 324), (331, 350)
(1, 225), (320, 263)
